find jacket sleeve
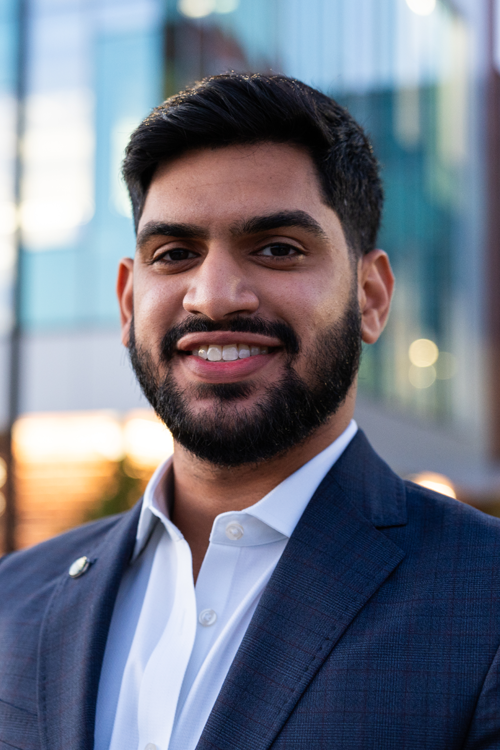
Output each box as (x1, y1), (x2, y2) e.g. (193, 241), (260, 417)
(463, 642), (500, 749)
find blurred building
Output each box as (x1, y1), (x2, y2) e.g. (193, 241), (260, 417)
(1, 0), (500, 550)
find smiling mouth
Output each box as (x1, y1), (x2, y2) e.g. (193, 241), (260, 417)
(189, 343), (277, 361)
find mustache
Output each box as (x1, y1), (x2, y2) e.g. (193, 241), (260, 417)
(159, 315), (301, 363)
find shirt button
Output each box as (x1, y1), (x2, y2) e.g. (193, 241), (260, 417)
(145, 744), (157, 750)
(199, 608), (217, 626)
(225, 521), (244, 541)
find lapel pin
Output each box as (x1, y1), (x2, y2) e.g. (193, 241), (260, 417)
(68, 556), (91, 578)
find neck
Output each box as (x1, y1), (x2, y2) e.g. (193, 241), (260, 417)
(170, 393), (355, 580)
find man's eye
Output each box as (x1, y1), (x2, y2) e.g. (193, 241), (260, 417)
(159, 248), (197, 262)
(258, 244), (300, 257)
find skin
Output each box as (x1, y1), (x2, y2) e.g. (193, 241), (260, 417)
(117, 142), (394, 580)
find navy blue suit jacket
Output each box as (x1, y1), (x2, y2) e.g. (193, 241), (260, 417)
(1, 431), (500, 749)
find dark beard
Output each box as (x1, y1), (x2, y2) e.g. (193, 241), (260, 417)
(128, 297), (362, 467)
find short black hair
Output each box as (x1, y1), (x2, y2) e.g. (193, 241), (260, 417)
(123, 73), (383, 256)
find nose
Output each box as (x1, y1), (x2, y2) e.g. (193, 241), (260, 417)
(183, 246), (259, 320)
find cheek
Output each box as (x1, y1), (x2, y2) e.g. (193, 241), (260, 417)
(268, 274), (348, 333)
(133, 276), (184, 344)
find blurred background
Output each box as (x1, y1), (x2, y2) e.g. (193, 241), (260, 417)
(1, 0), (500, 552)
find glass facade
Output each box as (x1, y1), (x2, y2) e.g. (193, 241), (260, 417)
(19, 0), (164, 329)
(0, 0), (17, 338)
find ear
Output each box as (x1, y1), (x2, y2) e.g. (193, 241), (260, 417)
(357, 249), (394, 345)
(117, 257), (134, 347)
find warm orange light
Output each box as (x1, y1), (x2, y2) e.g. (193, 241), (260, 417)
(123, 410), (174, 469)
(13, 412), (124, 463)
(0, 457), (7, 489)
(408, 471), (457, 499)
(11, 409), (174, 549)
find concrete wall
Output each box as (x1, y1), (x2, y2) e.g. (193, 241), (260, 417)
(19, 328), (147, 415)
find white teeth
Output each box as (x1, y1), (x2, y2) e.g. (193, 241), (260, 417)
(193, 344), (270, 360)
(222, 345), (239, 361)
(207, 345), (222, 361)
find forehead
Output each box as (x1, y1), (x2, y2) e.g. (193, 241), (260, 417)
(139, 142), (331, 231)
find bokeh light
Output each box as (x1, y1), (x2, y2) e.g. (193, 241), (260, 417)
(408, 471), (457, 499)
(409, 364), (436, 389)
(13, 412), (125, 463)
(409, 338), (439, 367)
(177, 0), (238, 18)
(11, 410), (174, 549)
(123, 412), (174, 470)
(405, 0), (436, 16)
(0, 457), (7, 489)
(178, 0), (215, 18)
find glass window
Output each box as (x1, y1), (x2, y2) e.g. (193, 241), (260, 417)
(19, 0), (164, 329)
(0, 0), (18, 337)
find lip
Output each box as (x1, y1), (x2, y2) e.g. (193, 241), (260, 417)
(177, 331), (282, 352)
(180, 350), (278, 383)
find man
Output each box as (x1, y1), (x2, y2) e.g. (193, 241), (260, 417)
(1, 73), (500, 750)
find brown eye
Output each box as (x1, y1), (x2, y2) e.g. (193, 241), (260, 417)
(258, 244), (301, 257)
(155, 248), (197, 263)
(166, 249), (195, 261)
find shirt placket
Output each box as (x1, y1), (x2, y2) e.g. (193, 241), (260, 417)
(175, 525), (242, 714)
(136, 532), (197, 750)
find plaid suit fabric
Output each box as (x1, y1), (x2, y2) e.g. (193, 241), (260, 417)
(1, 432), (500, 749)
(264, 484), (500, 749)
(197, 437), (500, 750)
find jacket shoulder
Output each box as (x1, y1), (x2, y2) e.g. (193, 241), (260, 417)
(404, 478), (500, 529)
(337, 430), (500, 545)
(401, 478), (500, 551)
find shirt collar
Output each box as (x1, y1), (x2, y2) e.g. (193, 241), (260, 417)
(131, 455), (177, 561)
(244, 419), (357, 537)
(132, 419), (358, 560)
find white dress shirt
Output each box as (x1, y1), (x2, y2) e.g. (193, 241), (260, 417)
(94, 420), (357, 750)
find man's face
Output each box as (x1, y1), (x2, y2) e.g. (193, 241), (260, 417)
(120, 143), (365, 465)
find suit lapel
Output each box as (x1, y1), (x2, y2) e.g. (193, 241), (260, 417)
(37, 502), (142, 750)
(197, 431), (407, 750)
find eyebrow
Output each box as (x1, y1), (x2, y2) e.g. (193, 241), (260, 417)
(233, 211), (329, 241)
(136, 210), (329, 250)
(137, 221), (209, 249)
